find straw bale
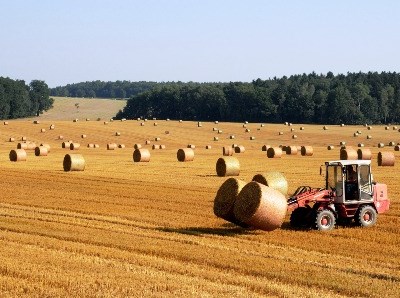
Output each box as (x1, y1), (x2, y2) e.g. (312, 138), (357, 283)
(104, 121), (109, 125)
(155, 137), (160, 141)
(357, 148), (372, 160)
(367, 126), (372, 130)
(70, 143), (80, 150)
(245, 128), (250, 132)
(261, 145), (270, 151)
(292, 135), (297, 139)
(58, 135), (64, 140)
(87, 143), (95, 148)
(63, 154), (85, 171)
(33, 120), (40, 124)
(187, 144), (195, 149)
(154, 122), (158, 126)
(152, 144), (160, 150)
(250, 136), (255, 140)
(213, 178), (248, 227)
(140, 122), (145, 126)
(81, 134), (87, 138)
(145, 140), (151, 145)
(107, 143), (117, 150)
(214, 137), (219, 141)
(134, 144), (142, 149)
(278, 131), (283, 135)
(389, 141), (396, 146)
(301, 146), (313, 156)
(177, 148), (195, 162)
(216, 157), (240, 177)
(159, 145), (166, 149)
(285, 146), (298, 155)
(40, 128), (46, 133)
(40, 143), (51, 152)
(378, 152), (395, 166)
(340, 148), (357, 160)
(252, 171), (288, 196)
(367, 135), (372, 139)
(9, 149), (27, 161)
(223, 146), (234, 156)
(35, 146), (48, 156)
(9, 137), (15, 142)
(358, 143), (364, 147)
(133, 149), (150, 162)
(206, 145), (212, 149)
(115, 132), (121, 136)
(94, 144), (100, 148)
(213, 127), (218, 131)
(62, 141), (71, 149)
(3, 121), (8, 125)
(300, 127), (304, 130)
(230, 135), (235, 139)
(73, 119), (78, 122)
(378, 143), (385, 148)
(323, 126), (328, 130)
(327, 145), (334, 150)
(233, 182), (287, 231)
(218, 130), (223, 134)
(215, 121), (219, 124)
(118, 144), (125, 148)
(21, 136), (27, 141)
(234, 145), (245, 153)
(385, 126), (389, 130)
(267, 147), (282, 158)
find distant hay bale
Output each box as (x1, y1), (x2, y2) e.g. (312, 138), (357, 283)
(118, 144), (125, 149)
(153, 122), (158, 126)
(340, 141), (346, 146)
(358, 143), (364, 147)
(218, 130), (223, 134)
(159, 144), (166, 149)
(87, 143), (95, 148)
(21, 136), (27, 141)
(155, 137), (160, 141)
(367, 135), (372, 139)
(285, 146), (298, 155)
(165, 131), (169, 134)
(300, 127), (304, 130)
(197, 122), (202, 127)
(115, 132), (121, 136)
(340, 148), (357, 160)
(245, 128), (250, 132)
(9, 137), (15, 142)
(223, 146), (234, 156)
(152, 118), (156, 120)
(177, 148), (195, 162)
(40, 128), (46, 133)
(367, 126), (372, 130)
(267, 147), (283, 158)
(214, 137), (219, 141)
(394, 145), (400, 151)
(378, 143), (385, 148)
(121, 118), (127, 121)
(252, 172), (288, 196)
(62, 141), (71, 149)
(152, 144), (160, 150)
(214, 121), (219, 124)
(33, 120), (40, 124)
(213, 127), (218, 131)
(187, 144), (195, 149)
(3, 121), (8, 125)
(284, 122), (288, 125)
(230, 135), (235, 139)
(231, 144), (238, 148)
(261, 145), (270, 151)
(50, 124), (55, 130)
(104, 121), (109, 125)
(133, 148), (151, 162)
(234, 145), (245, 153)
(86, 118), (90, 121)
(70, 143), (80, 150)
(389, 141), (396, 146)
(179, 120), (183, 123)
(278, 131), (283, 135)
(327, 145), (334, 150)
(58, 135), (64, 140)
(110, 118), (114, 122)
(357, 130), (362, 134)
(353, 132), (359, 137)
(378, 152), (395, 166)
(166, 118), (170, 121)
(385, 126), (389, 130)
(81, 134), (87, 138)
(73, 119), (78, 122)
(206, 145), (212, 149)
(63, 154), (85, 171)
(94, 144), (100, 148)
(250, 136), (255, 140)
(233, 182), (287, 231)
(216, 157), (240, 177)
(140, 122), (145, 126)
(35, 146), (48, 156)
(144, 119), (148, 122)
(393, 126), (398, 130)
(134, 144), (142, 149)
(9, 149), (27, 162)
(340, 124), (345, 127)
(357, 148), (372, 160)
(260, 124), (265, 127)
(292, 135), (297, 139)
(145, 140), (151, 145)
(107, 143), (117, 150)
(213, 178), (248, 227)
(301, 146), (313, 156)
(290, 128), (295, 132)
(40, 143), (51, 152)
(137, 118), (141, 121)
(323, 126), (328, 130)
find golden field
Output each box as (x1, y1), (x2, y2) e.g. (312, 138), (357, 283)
(0, 114), (399, 297)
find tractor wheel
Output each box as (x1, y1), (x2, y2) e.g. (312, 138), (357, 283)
(290, 207), (311, 228)
(355, 205), (377, 227)
(314, 209), (336, 231)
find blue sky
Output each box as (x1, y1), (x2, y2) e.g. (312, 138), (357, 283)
(1, 0), (399, 87)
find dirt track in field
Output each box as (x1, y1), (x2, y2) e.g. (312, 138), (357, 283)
(0, 117), (399, 297)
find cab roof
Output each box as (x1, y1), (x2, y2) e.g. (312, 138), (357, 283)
(326, 160), (371, 166)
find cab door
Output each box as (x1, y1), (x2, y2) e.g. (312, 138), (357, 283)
(359, 165), (373, 201)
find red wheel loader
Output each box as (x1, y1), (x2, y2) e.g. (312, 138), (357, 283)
(287, 160), (390, 231)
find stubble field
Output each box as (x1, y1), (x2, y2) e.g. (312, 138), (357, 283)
(0, 114), (399, 297)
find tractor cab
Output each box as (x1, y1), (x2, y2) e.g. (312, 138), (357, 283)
(325, 160), (373, 204)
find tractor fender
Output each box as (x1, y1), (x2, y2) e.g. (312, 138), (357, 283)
(313, 203), (338, 218)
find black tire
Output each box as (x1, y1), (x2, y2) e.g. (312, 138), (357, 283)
(290, 207), (311, 228)
(314, 209), (336, 231)
(355, 205), (377, 227)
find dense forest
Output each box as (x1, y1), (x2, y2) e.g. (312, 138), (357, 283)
(50, 81), (160, 98)
(116, 72), (400, 124)
(0, 77), (53, 119)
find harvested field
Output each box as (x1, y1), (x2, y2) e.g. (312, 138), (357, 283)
(0, 119), (398, 297)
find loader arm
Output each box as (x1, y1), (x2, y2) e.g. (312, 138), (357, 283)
(287, 187), (333, 211)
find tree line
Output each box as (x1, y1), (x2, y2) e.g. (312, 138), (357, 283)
(116, 72), (400, 124)
(0, 77), (53, 119)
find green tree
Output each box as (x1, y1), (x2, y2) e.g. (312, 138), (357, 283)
(29, 80), (53, 116)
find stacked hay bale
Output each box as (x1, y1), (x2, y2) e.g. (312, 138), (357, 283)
(252, 172), (288, 196)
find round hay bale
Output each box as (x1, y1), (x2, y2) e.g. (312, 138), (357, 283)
(63, 154), (85, 171)
(244, 121), (249, 124)
(340, 148), (357, 160)
(245, 128), (250, 132)
(81, 134), (86, 138)
(215, 121), (219, 124)
(205, 145), (212, 149)
(252, 172), (288, 196)
(216, 157), (240, 177)
(357, 130), (362, 134)
(152, 144), (160, 150)
(187, 144), (195, 149)
(327, 145), (334, 150)
(145, 140), (151, 145)
(58, 135), (64, 140)
(152, 118), (156, 120)
(62, 141), (71, 149)
(35, 146), (48, 156)
(197, 122), (202, 127)
(165, 131), (169, 134)
(213, 127), (218, 131)
(234, 145), (245, 153)
(394, 145), (400, 151)
(9, 137), (15, 142)
(357, 148), (372, 160)
(367, 135), (372, 139)
(358, 143), (364, 147)
(104, 121), (109, 125)
(278, 131), (283, 135)
(159, 144), (166, 149)
(378, 143), (385, 148)
(140, 122), (145, 126)
(393, 126), (398, 130)
(115, 132), (121, 136)
(107, 143), (117, 150)
(86, 118), (90, 121)
(223, 146), (234, 156)
(378, 152), (395, 166)
(177, 148), (195, 162)
(292, 135), (297, 139)
(260, 124), (265, 127)
(21, 136), (27, 141)
(353, 132), (359, 137)
(155, 137), (160, 141)
(118, 144), (125, 149)
(144, 119), (148, 122)
(267, 147), (282, 158)
(134, 144), (142, 149)
(250, 136), (255, 140)
(230, 135), (235, 139)
(218, 130), (223, 134)
(133, 148), (150, 162)
(166, 118), (170, 121)
(110, 118), (114, 122)
(389, 141), (396, 146)
(301, 146), (313, 156)
(154, 122), (158, 126)
(9, 149), (27, 161)
(231, 144), (238, 148)
(285, 146), (298, 155)
(214, 137), (219, 141)
(290, 128), (295, 132)
(284, 122), (288, 125)
(179, 120), (183, 123)
(340, 124), (345, 127)
(94, 144), (100, 148)
(385, 126), (389, 130)
(288, 123), (292, 126)
(40, 143), (51, 152)
(87, 143), (95, 148)
(233, 182), (287, 231)
(340, 141), (346, 146)
(4, 121), (8, 125)
(243, 125), (247, 128)
(300, 127), (305, 130)
(73, 119), (78, 122)
(49, 124), (55, 130)
(367, 126), (372, 130)
(323, 126), (328, 130)
(33, 120), (40, 124)
(70, 143), (80, 150)
(213, 178), (248, 227)
(40, 128), (46, 133)
(261, 145), (270, 151)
